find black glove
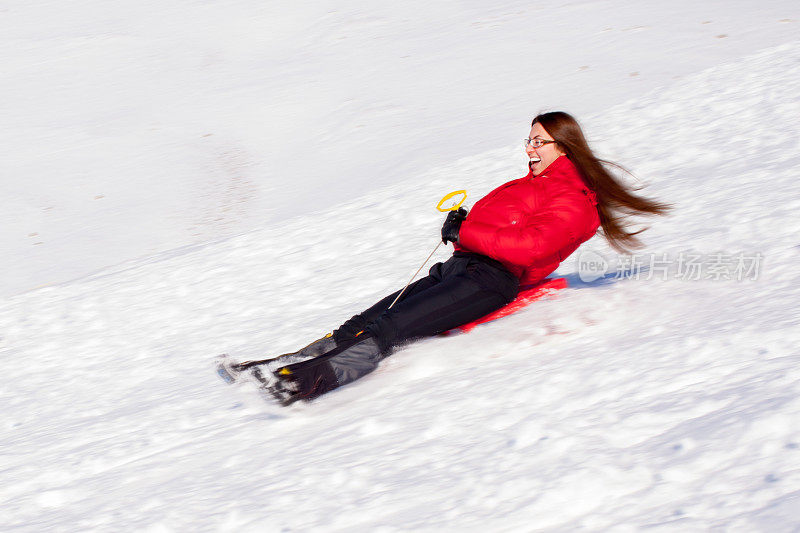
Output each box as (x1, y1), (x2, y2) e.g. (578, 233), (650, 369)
(441, 207), (468, 244)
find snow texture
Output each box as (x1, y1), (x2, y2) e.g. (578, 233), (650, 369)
(3, 0), (799, 297)
(2, 3), (800, 532)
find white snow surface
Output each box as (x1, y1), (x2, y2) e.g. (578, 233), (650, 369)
(3, 0), (800, 297)
(3, 3), (800, 532)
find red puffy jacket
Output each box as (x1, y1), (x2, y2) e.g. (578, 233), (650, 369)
(455, 155), (601, 286)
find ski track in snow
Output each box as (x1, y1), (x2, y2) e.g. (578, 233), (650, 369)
(2, 43), (800, 531)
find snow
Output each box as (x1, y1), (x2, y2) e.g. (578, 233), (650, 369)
(2, 2), (800, 531)
(3, 0), (800, 297)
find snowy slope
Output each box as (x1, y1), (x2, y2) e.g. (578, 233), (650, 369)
(2, 40), (800, 531)
(3, 0), (799, 297)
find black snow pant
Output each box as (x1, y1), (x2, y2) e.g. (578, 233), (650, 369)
(334, 251), (520, 351)
(278, 252), (519, 400)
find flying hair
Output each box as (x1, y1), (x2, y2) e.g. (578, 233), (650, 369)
(532, 111), (670, 252)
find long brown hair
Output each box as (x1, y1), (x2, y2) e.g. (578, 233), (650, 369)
(533, 111), (670, 252)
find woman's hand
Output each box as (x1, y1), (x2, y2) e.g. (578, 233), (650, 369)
(441, 207), (468, 244)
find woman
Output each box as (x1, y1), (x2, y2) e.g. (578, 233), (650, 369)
(266, 111), (669, 404)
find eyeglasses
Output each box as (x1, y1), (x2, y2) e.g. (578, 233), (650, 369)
(524, 138), (557, 148)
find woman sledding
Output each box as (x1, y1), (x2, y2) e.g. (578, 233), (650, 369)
(263, 111), (669, 404)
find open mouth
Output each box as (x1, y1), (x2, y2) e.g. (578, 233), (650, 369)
(529, 157), (541, 169)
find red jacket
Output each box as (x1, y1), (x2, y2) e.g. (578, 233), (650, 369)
(455, 156), (601, 286)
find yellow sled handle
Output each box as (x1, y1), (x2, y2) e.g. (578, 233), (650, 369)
(388, 190), (469, 311)
(436, 190), (468, 212)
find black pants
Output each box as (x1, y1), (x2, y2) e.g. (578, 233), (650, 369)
(334, 252), (520, 352)
(277, 252), (520, 401)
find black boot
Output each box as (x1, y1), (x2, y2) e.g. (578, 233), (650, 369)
(286, 333), (337, 362)
(215, 333), (336, 385)
(270, 336), (384, 404)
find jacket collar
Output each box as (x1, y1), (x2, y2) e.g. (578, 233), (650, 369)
(526, 155), (574, 179)
(526, 155), (595, 191)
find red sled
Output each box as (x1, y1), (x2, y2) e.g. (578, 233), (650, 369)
(450, 277), (568, 333)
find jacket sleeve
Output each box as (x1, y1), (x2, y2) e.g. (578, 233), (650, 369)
(458, 188), (595, 268)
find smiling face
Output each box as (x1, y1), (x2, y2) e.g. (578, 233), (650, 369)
(526, 122), (566, 175)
